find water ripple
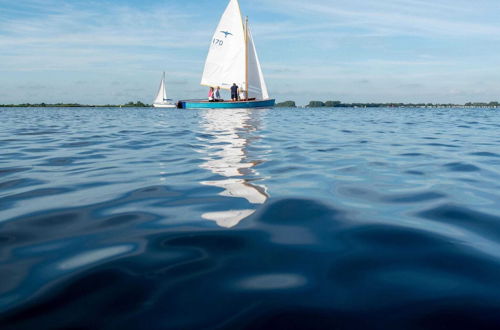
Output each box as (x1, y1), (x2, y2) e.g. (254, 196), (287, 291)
(1, 107), (500, 328)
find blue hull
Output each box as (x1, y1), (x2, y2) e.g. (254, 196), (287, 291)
(179, 99), (275, 109)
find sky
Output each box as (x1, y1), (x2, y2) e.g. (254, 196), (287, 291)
(1, 0), (499, 105)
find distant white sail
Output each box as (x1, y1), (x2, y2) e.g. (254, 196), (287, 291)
(247, 26), (269, 100)
(153, 72), (176, 108)
(201, 0), (246, 90)
(154, 74), (167, 104)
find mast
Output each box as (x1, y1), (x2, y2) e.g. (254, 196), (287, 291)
(162, 72), (166, 100)
(245, 16), (248, 101)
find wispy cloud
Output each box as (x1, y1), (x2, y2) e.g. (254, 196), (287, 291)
(254, 0), (500, 38)
(0, 0), (209, 71)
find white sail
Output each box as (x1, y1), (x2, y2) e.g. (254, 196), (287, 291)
(201, 0), (246, 90)
(247, 26), (269, 100)
(154, 74), (166, 104)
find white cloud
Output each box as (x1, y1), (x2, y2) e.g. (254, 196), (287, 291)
(0, 1), (210, 72)
(254, 0), (500, 38)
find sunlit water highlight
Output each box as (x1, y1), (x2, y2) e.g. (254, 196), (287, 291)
(1, 107), (500, 329)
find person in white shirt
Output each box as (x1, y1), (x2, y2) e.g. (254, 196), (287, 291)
(215, 87), (222, 102)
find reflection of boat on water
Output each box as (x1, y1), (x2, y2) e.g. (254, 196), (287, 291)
(199, 109), (268, 227)
(179, 0), (275, 109)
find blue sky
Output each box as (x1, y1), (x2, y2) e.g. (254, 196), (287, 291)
(1, 0), (499, 105)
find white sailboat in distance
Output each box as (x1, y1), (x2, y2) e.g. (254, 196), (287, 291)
(153, 72), (177, 108)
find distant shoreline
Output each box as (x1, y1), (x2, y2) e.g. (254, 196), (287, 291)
(1, 100), (499, 109)
(0, 101), (150, 108)
(276, 100), (500, 108)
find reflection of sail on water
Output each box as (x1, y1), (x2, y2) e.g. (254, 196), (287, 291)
(199, 109), (268, 228)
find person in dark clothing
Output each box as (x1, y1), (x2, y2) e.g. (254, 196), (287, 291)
(230, 83), (239, 101)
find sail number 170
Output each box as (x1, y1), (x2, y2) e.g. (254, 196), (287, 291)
(212, 38), (224, 46)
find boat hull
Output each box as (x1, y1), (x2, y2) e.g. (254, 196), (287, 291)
(153, 103), (177, 108)
(179, 99), (275, 109)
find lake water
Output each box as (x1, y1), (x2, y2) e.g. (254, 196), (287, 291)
(1, 107), (500, 329)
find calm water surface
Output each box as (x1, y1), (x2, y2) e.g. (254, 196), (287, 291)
(1, 107), (500, 329)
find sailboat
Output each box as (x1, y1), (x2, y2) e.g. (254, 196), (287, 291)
(179, 0), (275, 109)
(153, 72), (176, 108)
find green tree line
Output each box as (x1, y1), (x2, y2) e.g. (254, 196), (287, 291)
(274, 100), (500, 108)
(0, 101), (151, 108)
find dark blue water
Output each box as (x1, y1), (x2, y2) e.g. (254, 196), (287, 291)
(1, 107), (500, 329)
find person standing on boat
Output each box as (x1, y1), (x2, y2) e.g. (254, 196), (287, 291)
(208, 87), (215, 102)
(231, 83), (239, 101)
(215, 86), (222, 102)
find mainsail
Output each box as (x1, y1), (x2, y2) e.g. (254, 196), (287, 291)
(201, 0), (245, 90)
(200, 0), (269, 100)
(154, 73), (167, 104)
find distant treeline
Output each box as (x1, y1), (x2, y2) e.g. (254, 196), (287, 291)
(0, 101), (150, 108)
(276, 101), (297, 107)
(3, 100), (499, 109)
(276, 100), (500, 108)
